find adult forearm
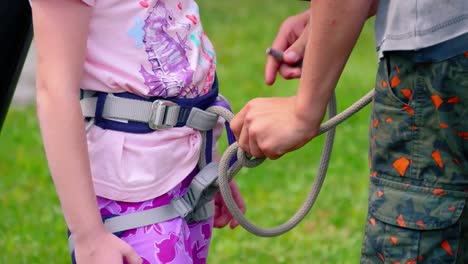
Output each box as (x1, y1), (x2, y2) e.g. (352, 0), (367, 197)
(302, 0), (378, 17)
(295, 0), (374, 125)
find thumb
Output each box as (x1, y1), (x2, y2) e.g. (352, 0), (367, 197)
(121, 243), (142, 264)
(283, 30), (308, 65)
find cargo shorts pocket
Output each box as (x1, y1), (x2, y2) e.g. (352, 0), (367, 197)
(361, 177), (467, 263)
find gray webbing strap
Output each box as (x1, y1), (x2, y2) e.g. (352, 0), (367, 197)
(68, 200), (187, 252)
(80, 95), (218, 131)
(188, 200), (215, 223)
(183, 163), (219, 222)
(68, 163), (219, 253)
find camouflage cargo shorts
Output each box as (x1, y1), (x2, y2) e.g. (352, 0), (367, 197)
(360, 51), (468, 263)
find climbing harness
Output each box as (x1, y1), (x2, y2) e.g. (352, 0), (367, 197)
(70, 76), (230, 252)
(71, 71), (375, 251)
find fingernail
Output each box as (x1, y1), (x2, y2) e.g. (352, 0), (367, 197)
(284, 51), (299, 62)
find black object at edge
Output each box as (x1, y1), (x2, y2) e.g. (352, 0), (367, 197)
(0, 1), (33, 133)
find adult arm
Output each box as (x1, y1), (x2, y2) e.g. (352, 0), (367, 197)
(231, 0), (376, 159)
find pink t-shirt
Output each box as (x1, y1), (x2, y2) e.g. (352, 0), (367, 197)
(80, 0), (219, 202)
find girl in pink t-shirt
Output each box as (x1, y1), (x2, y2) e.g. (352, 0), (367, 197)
(31, 0), (245, 263)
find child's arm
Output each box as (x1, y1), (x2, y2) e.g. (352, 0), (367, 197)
(32, 1), (141, 263)
(231, 0), (375, 159)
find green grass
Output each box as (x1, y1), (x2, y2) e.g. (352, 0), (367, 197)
(0, 1), (377, 263)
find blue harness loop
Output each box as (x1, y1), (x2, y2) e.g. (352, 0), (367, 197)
(86, 75), (219, 134)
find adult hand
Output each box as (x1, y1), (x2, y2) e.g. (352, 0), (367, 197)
(214, 180), (246, 229)
(265, 10), (310, 85)
(230, 96), (320, 160)
(74, 229), (142, 264)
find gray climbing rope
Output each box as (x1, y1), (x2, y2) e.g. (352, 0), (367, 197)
(211, 89), (375, 237)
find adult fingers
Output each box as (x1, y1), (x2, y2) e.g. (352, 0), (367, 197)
(282, 26), (309, 65)
(248, 127), (265, 159)
(265, 21), (295, 85)
(230, 106), (247, 140)
(237, 116), (251, 155)
(278, 64), (302, 80)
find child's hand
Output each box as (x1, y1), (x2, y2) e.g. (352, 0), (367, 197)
(265, 10), (310, 85)
(74, 229), (142, 264)
(214, 180), (246, 229)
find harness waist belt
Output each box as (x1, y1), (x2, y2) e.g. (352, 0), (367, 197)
(80, 75), (219, 133)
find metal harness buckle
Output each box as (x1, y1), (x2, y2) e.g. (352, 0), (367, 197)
(148, 100), (178, 130)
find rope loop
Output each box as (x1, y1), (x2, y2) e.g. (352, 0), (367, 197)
(237, 148), (265, 168)
(206, 90), (374, 236)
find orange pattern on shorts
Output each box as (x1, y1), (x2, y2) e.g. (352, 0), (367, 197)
(400, 89), (412, 99)
(447, 96), (459, 104)
(441, 240), (454, 256)
(432, 188), (447, 197)
(416, 220), (425, 228)
(431, 149), (444, 168)
(396, 214), (406, 227)
(402, 105), (414, 115)
(431, 94), (443, 110)
(393, 157), (410, 176)
(391, 76), (401, 88)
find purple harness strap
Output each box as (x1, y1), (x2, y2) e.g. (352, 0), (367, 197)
(207, 98), (237, 166)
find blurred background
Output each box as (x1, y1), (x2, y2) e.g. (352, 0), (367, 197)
(12, 44), (35, 106)
(0, 1), (378, 263)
